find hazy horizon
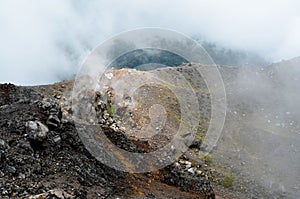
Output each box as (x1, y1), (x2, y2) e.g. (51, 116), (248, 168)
(0, 0), (300, 85)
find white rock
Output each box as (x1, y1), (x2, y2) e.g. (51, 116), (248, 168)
(187, 168), (195, 174)
(27, 121), (38, 130)
(185, 161), (192, 168)
(27, 121), (48, 140)
(174, 162), (180, 168)
(196, 170), (202, 175)
(105, 73), (114, 79)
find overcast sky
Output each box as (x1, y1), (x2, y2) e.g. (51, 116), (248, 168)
(0, 0), (299, 85)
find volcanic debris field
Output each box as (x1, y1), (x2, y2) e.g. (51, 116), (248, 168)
(1, 60), (300, 199)
(0, 67), (216, 198)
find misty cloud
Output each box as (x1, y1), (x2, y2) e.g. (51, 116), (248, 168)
(0, 0), (299, 85)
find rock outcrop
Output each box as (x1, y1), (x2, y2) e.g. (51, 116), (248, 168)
(0, 82), (215, 199)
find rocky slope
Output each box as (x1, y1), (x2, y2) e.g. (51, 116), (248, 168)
(1, 57), (299, 199)
(0, 78), (215, 198)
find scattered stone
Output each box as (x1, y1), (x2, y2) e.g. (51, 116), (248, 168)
(6, 165), (16, 174)
(187, 167), (195, 174)
(196, 170), (202, 175)
(27, 121), (38, 131)
(26, 121), (48, 141)
(18, 173), (25, 179)
(52, 135), (61, 144)
(104, 72), (114, 79)
(185, 161), (192, 168)
(0, 170), (4, 177)
(0, 87), (127, 198)
(161, 159), (215, 198)
(0, 82), (216, 199)
(29, 189), (75, 199)
(47, 115), (60, 128)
